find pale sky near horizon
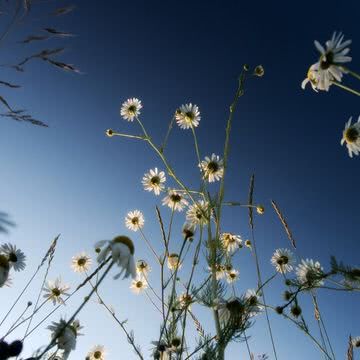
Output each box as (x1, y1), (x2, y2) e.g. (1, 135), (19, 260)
(0, 0), (359, 359)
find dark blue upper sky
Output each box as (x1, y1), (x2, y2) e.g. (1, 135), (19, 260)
(0, 0), (359, 358)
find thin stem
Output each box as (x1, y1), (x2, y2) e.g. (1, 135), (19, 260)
(35, 260), (116, 359)
(86, 273), (144, 359)
(332, 81), (360, 96)
(340, 66), (360, 81)
(139, 228), (160, 264)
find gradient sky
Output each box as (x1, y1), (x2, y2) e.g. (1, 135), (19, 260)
(0, 0), (359, 359)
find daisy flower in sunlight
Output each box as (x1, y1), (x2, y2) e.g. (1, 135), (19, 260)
(303, 32), (352, 92)
(0, 254), (10, 287)
(296, 259), (324, 289)
(48, 319), (82, 358)
(0, 243), (26, 271)
(175, 103), (201, 129)
(136, 259), (151, 276)
(43, 278), (70, 305)
(214, 264), (226, 280)
(162, 189), (189, 212)
(199, 154), (224, 183)
(256, 205), (265, 215)
(226, 269), (239, 283)
(96, 236), (136, 279)
(220, 233), (243, 253)
(186, 200), (209, 226)
(120, 98), (142, 121)
(167, 253), (181, 270)
(86, 345), (106, 360)
(341, 116), (360, 158)
(130, 278), (148, 294)
(352, 337), (360, 348)
(71, 252), (92, 273)
(271, 248), (294, 273)
(125, 210), (145, 231)
(142, 168), (166, 195)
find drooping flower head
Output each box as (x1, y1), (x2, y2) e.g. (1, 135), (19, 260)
(352, 336), (360, 348)
(199, 154), (224, 183)
(175, 103), (201, 129)
(71, 252), (92, 273)
(120, 98), (142, 121)
(142, 168), (166, 195)
(271, 248), (295, 274)
(47, 318), (82, 359)
(182, 223), (196, 242)
(125, 210), (145, 232)
(178, 293), (193, 309)
(43, 278), (70, 305)
(96, 236), (136, 279)
(341, 116), (360, 158)
(0, 243), (26, 272)
(245, 289), (263, 317)
(162, 189), (189, 212)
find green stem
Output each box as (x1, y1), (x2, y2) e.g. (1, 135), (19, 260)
(332, 81), (360, 96)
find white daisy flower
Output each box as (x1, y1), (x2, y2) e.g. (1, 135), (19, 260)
(167, 253), (181, 270)
(142, 168), (166, 195)
(341, 116), (360, 158)
(186, 200), (209, 226)
(48, 319), (82, 359)
(220, 233), (243, 253)
(199, 154), (224, 183)
(226, 269), (239, 284)
(175, 103), (201, 129)
(0, 254), (10, 288)
(162, 189), (189, 212)
(214, 264), (226, 280)
(87, 345), (106, 360)
(71, 252), (92, 273)
(43, 278), (70, 305)
(130, 278), (148, 294)
(95, 235), (136, 279)
(245, 289), (263, 316)
(136, 259), (151, 276)
(271, 248), (295, 273)
(303, 32), (352, 92)
(120, 98), (142, 121)
(296, 259), (324, 289)
(0, 243), (26, 271)
(352, 336), (360, 348)
(125, 210), (145, 232)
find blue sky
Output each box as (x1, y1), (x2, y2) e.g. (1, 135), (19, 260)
(0, 0), (359, 359)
